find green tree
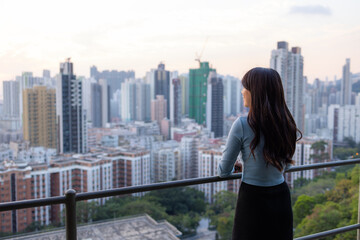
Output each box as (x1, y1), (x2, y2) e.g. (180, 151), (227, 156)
(115, 199), (168, 221)
(333, 147), (358, 160)
(291, 177), (335, 204)
(76, 201), (99, 224)
(343, 137), (356, 148)
(144, 187), (206, 215)
(293, 195), (316, 226)
(206, 191), (237, 239)
(168, 213), (201, 236)
(293, 166), (360, 240)
(295, 202), (342, 239)
(216, 209), (235, 240)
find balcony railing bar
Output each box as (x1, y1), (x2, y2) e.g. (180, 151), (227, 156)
(294, 223), (360, 240)
(0, 195), (65, 212)
(0, 158), (360, 240)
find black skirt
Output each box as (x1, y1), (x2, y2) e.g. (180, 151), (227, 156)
(232, 181), (293, 240)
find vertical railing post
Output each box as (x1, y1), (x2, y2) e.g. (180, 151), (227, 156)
(357, 167), (360, 240)
(65, 189), (77, 240)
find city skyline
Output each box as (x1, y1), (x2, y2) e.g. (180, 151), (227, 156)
(0, 0), (360, 99)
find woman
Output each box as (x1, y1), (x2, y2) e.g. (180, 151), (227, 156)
(218, 67), (302, 240)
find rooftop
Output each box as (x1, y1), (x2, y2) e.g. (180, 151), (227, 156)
(11, 214), (181, 240)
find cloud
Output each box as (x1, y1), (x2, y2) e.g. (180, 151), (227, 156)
(290, 5), (332, 16)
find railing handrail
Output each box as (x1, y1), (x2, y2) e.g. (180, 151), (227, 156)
(1, 158), (360, 240)
(2, 158), (359, 210)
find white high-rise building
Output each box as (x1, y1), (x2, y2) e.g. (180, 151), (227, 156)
(180, 136), (199, 179)
(223, 75), (240, 116)
(121, 79), (150, 122)
(270, 41), (304, 131)
(198, 145), (241, 202)
(287, 138), (332, 187)
(82, 77), (96, 123)
(135, 81), (151, 122)
(341, 58), (351, 106)
(99, 79), (109, 127)
(328, 104), (360, 143)
(121, 79), (135, 122)
(3, 80), (20, 118)
(153, 147), (178, 182)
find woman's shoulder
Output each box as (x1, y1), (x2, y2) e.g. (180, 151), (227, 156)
(231, 117), (248, 134)
(233, 116), (252, 136)
(237, 116), (249, 128)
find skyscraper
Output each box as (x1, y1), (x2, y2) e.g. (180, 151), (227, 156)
(135, 81), (151, 122)
(90, 65), (135, 120)
(121, 79), (150, 122)
(341, 58), (351, 106)
(151, 95), (169, 138)
(146, 63), (171, 118)
(180, 74), (189, 116)
(19, 72), (43, 125)
(91, 83), (102, 127)
(151, 95), (167, 123)
(189, 62), (216, 125)
(99, 79), (110, 127)
(206, 72), (224, 138)
(56, 59), (87, 153)
(270, 41), (304, 131)
(223, 76), (240, 116)
(23, 86), (57, 149)
(3, 80), (20, 118)
(170, 78), (182, 126)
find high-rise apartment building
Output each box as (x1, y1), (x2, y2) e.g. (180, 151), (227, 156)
(151, 95), (168, 139)
(341, 58), (351, 106)
(206, 72), (224, 138)
(23, 86), (57, 149)
(91, 83), (102, 127)
(223, 76), (241, 116)
(180, 75), (189, 116)
(135, 81), (151, 122)
(3, 80), (20, 118)
(56, 60), (87, 153)
(180, 136), (199, 179)
(19, 72), (44, 124)
(90, 66), (135, 120)
(146, 63), (170, 118)
(107, 148), (151, 189)
(99, 79), (110, 127)
(270, 41), (304, 131)
(198, 145), (240, 203)
(328, 104), (360, 143)
(90, 66), (135, 97)
(153, 148), (178, 182)
(170, 78), (182, 126)
(286, 138), (332, 187)
(121, 79), (150, 122)
(151, 95), (167, 123)
(189, 62), (216, 125)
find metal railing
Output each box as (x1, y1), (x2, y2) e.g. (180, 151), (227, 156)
(1, 158), (360, 240)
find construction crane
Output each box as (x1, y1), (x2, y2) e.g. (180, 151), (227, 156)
(195, 37), (209, 66)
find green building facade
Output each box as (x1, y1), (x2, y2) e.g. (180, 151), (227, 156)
(189, 62), (216, 125)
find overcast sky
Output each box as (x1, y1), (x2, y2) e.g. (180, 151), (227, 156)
(0, 0), (359, 99)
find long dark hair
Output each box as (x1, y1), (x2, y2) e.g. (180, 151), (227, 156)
(241, 67), (302, 171)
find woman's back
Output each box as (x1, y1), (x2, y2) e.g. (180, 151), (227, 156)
(218, 116), (286, 186)
(218, 67), (296, 240)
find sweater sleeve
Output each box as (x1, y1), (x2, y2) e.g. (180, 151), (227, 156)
(218, 118), (243, 178)
(284, 163), (292, 172)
